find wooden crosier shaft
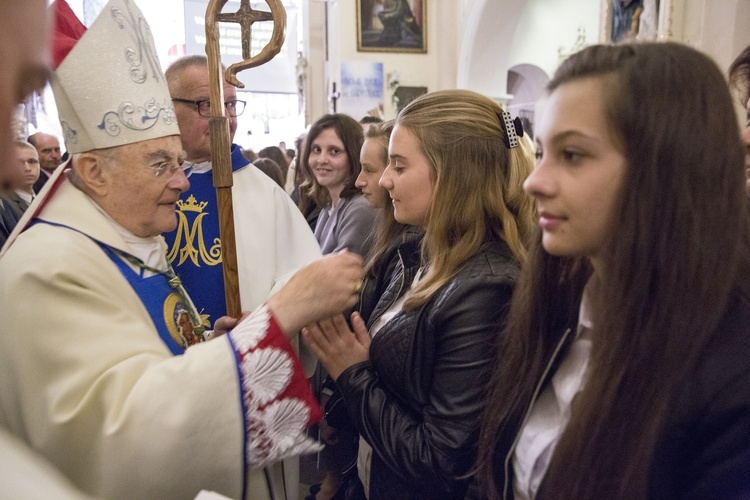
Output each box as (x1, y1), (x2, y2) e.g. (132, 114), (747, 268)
(209, 118), (241, 318)
(205, 0), (241, 318)
(204, 0), (287, 318)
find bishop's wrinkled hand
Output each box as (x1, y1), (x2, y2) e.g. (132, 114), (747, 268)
(267, 250), (364, 337)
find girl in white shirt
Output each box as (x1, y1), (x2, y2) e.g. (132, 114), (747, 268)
(474, 42), (750, 499)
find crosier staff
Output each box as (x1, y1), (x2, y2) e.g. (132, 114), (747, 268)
(204, 0), (287, 317)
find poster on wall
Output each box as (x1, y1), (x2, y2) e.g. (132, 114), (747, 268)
(339, 61), (384, 120)
(357, 0), (426, 53)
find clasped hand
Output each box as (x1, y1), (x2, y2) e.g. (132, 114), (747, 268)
(303, 312), (370, 380)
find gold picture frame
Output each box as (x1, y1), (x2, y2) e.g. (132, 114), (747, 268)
(600, 0), (675, 44)
(357, 0), (427, 53)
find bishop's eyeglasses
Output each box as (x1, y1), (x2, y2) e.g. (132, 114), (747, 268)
(171, 97), (246, 117)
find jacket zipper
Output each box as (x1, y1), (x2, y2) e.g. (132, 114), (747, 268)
(502, 327), (573, 500)
(369, 247), (408, 325)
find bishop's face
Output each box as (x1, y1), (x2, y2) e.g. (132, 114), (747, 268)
(99, 135), (190, 237)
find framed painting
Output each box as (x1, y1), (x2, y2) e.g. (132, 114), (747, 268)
(357, 0), (427, 53)
(600, 0), (675, 44)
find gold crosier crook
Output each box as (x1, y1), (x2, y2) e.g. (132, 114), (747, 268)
(204, 0), (287, 317)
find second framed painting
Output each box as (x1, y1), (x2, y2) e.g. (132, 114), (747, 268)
(357, 0), (427, 53)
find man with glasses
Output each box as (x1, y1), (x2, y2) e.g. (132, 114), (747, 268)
(164, 54), (323, 500)
(0, 2), (363, 498)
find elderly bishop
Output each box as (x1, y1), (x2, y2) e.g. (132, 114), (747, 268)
(0, 1), (362, 499)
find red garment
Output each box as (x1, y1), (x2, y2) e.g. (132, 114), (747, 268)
(52, 0), (87, 69)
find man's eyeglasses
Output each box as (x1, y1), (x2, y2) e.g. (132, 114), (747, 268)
(171, 98), (246, 117)
(93, 151), (191, 179)
(147, 162), (192, 178)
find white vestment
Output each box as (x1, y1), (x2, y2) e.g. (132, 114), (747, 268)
(232, 164), (322, 500)
(168, 154), (323, 500)
(0, 176), (321, 500)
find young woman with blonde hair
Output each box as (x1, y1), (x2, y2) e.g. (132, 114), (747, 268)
(303, 89), (536, 499)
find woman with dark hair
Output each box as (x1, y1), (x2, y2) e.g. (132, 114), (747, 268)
(474, 42), (750, 499)
(303, 90), (536, 499)
(300, 113), (378, 257)
(301, 114), (379, 500)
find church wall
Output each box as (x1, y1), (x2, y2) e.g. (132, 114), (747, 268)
(451, 0), (750, 125)
(686, 0), (750, 73)
(303, 0), (463, 122)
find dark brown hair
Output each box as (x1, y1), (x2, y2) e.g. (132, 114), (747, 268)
(297, 114), (364, 208)
(253, 157), (284, 188)
(476, 42), (750, 499)
(258, 145), (288, 179)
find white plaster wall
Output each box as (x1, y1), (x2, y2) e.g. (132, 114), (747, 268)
(685, 0), (750, 72)
(303, 1), (328, 124)
(510, 0), (601, 76)
(302, 0), (750, 122)
(456, 0), (750, 99)
(457, 0), (600, 100)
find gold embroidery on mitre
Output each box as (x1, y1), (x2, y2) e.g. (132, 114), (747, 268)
(167, 195), (222, 266)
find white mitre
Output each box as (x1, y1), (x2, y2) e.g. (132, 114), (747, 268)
(50, 0), (179, 154)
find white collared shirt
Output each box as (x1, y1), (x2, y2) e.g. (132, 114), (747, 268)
(512, 280), (595, 499)
(14, 190), (34, 205)
(183, 159), (212, 175)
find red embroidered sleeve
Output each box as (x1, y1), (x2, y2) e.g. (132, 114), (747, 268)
(229, 305), (323, 469)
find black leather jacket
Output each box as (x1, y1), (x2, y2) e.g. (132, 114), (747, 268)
(336, 236), (521, 499)
(357, 226), (424, 324)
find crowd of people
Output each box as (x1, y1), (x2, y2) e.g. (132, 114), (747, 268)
(1, 1), (750, 499)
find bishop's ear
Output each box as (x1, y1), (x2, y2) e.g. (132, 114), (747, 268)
(71, 152), (113, 198)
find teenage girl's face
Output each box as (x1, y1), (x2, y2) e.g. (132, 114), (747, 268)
(309, 127), (350, 200)
(356, 137), (390, 208)
(524, 76), (627, 271)
(380, 124), (434, 226)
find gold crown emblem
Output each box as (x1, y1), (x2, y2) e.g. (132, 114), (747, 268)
(176, 195), (208, 213)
